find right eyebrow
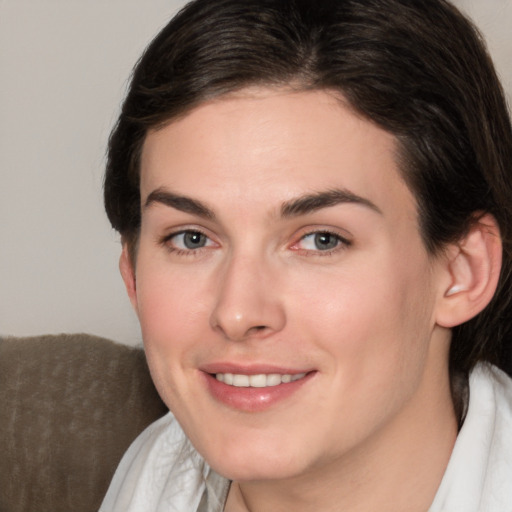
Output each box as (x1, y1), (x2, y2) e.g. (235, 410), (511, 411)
(144, 188), (215, 219)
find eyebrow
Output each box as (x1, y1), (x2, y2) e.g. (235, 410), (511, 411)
(144, 188), (215, 219)
(144, 186), (381, 220)
(281, 188), (382, 217)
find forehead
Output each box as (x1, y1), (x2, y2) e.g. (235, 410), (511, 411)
(139, 88), (415, 222)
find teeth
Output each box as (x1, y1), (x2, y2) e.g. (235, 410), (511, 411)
(233, 374), (249, 387)
(215, 372), (306, 387)
(266, 374), (282, 386)
(249, 374), (267, 387)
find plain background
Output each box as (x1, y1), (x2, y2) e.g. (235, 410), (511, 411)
(1, 0), (511, 347)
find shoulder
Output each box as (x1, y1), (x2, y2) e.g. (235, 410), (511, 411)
(100, 412), (209, 512)
(470, 363), (512, 422)
(469, 364), (512, 507)
(430, 363), (512, 511)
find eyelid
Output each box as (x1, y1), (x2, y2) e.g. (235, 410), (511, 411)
(160, 226), (219, 254)
(289, 227), (352, 254)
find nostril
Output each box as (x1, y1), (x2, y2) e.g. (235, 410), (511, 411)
(246, 325), (268, 337)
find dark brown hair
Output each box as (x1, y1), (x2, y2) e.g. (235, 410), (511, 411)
(104, 0), (512, 377)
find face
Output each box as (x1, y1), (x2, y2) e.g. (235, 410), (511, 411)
(125, 88), (452, 482)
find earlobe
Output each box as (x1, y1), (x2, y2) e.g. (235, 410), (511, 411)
(436, 213), (502, 328)
(119, 244), (138, 313)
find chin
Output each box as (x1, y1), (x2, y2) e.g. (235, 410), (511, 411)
(211, 458), (306, 483)
(198, 434), (314, 482)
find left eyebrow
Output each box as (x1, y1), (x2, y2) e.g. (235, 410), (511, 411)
(281, 188), (382, 218)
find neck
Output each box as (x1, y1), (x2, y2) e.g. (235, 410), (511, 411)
(225, 359), (458, 512)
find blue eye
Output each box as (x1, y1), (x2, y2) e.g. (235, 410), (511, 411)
(183, 231), (208, 249)
(167, 230), (213, 251)
(297, 231), (349, 252)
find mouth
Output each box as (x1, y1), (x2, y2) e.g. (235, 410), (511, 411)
(202, 367), (315, 412)
(214, 372), (307, 387)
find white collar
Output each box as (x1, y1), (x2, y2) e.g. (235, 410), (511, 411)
(429, 363), (512, 511)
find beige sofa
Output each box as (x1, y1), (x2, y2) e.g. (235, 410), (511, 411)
(0, 333), (168, 512)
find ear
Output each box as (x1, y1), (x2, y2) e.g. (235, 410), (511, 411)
(436, 213), (502, 328)
(119, 243), (138, 313)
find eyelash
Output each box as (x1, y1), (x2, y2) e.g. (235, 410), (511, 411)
(160, 228), (352, 257)
(160, 229), (215, 257)
(291, 229), (352, 256)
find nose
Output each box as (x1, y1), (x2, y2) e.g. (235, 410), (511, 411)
(209, 253), (286, 342)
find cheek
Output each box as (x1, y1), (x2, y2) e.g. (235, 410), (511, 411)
(135, 261), (210, 341)
(290, 253), (435, 377)
(133, 271), (208, 411)
(291, 257), (437, 434)
(133, 260), (215, 397)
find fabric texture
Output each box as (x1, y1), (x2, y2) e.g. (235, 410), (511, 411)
(0, 334), (168, 512)
(100, 363), (512, 512)
(428, 364), (512, 512)
(99, 413), (229, 512)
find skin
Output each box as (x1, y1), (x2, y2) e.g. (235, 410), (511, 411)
(120, 88), (498, 511)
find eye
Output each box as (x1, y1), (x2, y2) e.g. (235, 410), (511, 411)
(293, 230), (351, 253)
(165, 230), (215, 252)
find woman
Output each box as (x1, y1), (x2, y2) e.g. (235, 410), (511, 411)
(101, 0), (512, 510)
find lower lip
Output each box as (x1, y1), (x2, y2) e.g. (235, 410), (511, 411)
(203, 371), (315, 412)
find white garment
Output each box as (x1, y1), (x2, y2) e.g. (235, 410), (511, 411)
(100, 363), (512, 512)
(428, 364), (512, 512)
(98, 415), (228, 512)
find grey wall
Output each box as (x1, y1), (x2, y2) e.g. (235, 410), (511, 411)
(1, 0), (511, 346)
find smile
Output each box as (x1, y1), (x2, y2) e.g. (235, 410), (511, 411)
(203, 368), (315, 412)
(215, 372), (307, 387)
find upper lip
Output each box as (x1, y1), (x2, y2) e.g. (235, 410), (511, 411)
(200, 362), (314, 375)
